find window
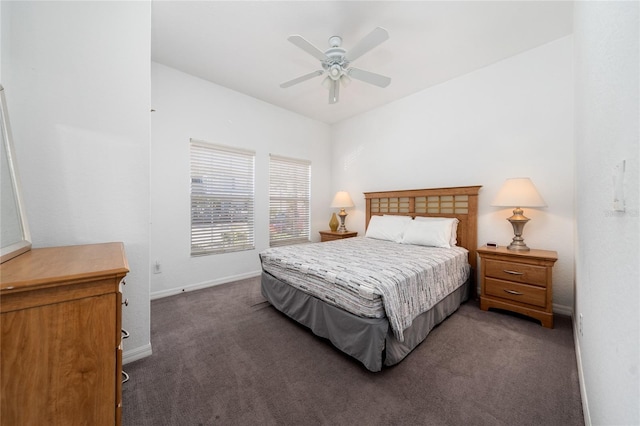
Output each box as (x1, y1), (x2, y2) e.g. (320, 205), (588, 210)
(190, 140), (255, 255)
(269, 155), (311, 247)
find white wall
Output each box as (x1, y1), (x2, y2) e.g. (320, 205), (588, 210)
(1, 1), (152, 362)
(331, 36), (575, 310)
(150, 63), (331, 298)
(574, 1), (639, 425)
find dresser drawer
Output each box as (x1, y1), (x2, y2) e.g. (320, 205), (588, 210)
(484, 259), (547, 287)
(485, 278), (547, 308)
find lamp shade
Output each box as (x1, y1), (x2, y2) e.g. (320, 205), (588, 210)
(331, 191), (355, 208)
(491, 178), (547, 208)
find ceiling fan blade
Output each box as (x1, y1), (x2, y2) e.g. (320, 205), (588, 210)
(329, 79), (339, 104)
(287, 35), (327, 61)
(346, 27), (389, 62)
(280, 70), (324, 88)
(348, 68), (391, 88)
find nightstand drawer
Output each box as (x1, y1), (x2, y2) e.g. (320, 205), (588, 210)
(485, 259), (547, 287)
(485, 278), (547, 308)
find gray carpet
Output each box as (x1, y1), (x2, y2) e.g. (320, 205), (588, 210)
(122, 276), (584, 425)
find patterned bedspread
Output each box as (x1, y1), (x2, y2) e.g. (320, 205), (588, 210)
(259, 237), (470, 342)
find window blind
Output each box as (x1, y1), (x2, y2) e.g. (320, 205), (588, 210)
(190, 140), (255, 255)
(269, 155), (311, 247)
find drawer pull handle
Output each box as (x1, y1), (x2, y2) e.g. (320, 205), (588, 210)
(503, 269), (524, 275)
(122, 371), (130, 384)
(122, 298), (129, 307)
(122, 329), (130, 339)
(504, 289), (524, 296)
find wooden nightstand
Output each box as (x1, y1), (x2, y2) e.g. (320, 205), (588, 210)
(319, 230), (358, 242)
(477, 245), (558, 328)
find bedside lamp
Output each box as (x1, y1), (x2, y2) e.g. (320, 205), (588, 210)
(491, 178), (547, 251)
(330, 191), (355, 232)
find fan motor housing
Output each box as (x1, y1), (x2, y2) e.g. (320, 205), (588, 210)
(323, 43), (348, 80)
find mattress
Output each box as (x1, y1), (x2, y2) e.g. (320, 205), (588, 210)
(259, 237), (470, 342)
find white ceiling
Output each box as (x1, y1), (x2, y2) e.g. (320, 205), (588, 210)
(151, 1), (573, 124)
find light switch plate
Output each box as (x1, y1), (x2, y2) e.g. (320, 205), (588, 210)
(613, 160), (625, 212)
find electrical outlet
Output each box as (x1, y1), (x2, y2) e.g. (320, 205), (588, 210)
(579, 313), (583, 337)
(153, 260), (162, 274)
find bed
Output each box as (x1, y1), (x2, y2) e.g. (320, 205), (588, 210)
(259, 186), (481, 372)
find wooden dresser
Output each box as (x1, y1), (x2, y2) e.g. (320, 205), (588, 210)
(477, 245), (557, 328)
(0, 243), (129, 426)
(319, 230), (358, 242)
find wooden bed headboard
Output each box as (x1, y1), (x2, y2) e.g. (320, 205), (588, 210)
(364, 186), (482, 272)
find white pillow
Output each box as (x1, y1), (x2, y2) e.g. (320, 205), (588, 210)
(414, 217), (459, 246)
(401, 219), (452, 248)
(365, 215), (411, 243)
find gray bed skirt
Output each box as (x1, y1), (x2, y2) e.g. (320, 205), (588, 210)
(261, 271), (470, 372)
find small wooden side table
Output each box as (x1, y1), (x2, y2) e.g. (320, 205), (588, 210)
(477, 245), (558, 328)
(319, 230), (358, 242)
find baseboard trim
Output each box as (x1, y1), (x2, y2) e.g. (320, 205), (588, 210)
(553, 303), (573, 316)
(573, 314), (591, 426)
(150, 270), (262, 300)
(123, 342), (153, 365)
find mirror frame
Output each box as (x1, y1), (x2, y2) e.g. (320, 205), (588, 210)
(0, 85), (31, 263)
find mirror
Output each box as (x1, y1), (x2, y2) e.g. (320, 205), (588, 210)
(1, 85), (31, 263)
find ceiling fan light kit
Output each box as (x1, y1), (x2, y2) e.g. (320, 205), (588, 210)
(280, 27), (391, 104)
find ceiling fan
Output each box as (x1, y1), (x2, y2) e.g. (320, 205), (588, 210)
(280, 27), (391, 104)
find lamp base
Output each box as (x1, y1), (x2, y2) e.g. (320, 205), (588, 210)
(506, 208), (531, 251)
(337, 209), (349, 232)
(507, 240), (531, 251)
